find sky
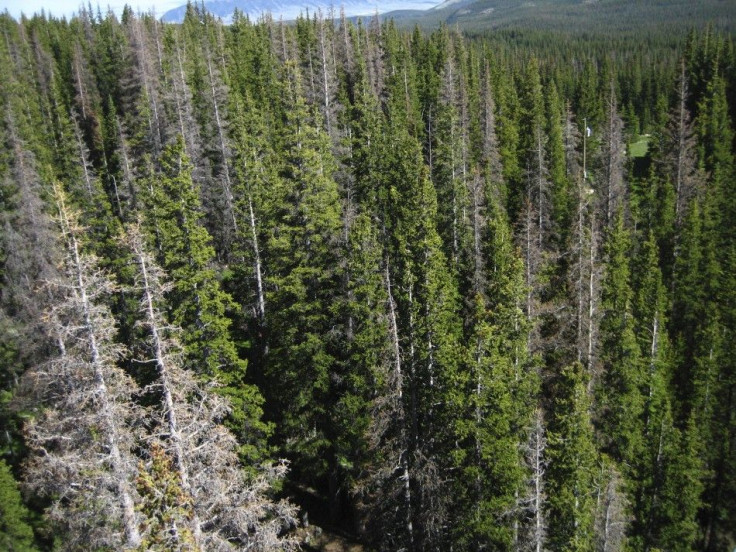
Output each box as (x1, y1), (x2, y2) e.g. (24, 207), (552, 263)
(2, 0), (442, 23)
(2, 0), (183, 19)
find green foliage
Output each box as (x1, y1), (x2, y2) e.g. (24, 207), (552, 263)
(264, 63), (343, 479)
(546, 82), (571, 245)
(633, 385), (705, 551)
(1, 9), (735, 551)
(546, 362), (598, 552)
(135, 444), (198, 552)
(0, 460), (36, 552)
(142, 138), (268, 461)
(451, 203), (535, 548)
(596, 212), (645, 466)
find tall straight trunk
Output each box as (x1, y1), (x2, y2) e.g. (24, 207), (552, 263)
(72, 117), (94, 198)
(72, 44), (88, 121)
(607, 101), (615, 226)
(470, 171), (485, 292)
(384, 262), (403, 397)
(130, 231), (203, 547)
(536, 127), (545, 251)
(424, 255), (436, 393)
(402, 449), (415, 552)
(645, 417), (667, 544)
(205, 51), (238, 238)
(587, 210), (596, 382)
(576, 189), (585, 364)
(318, 16), (333, 139)
(132, 18), (162, 155)
(451, 122), (459, 262)
(406, 281), (418, 551)
(101, 151), (124, 220)
(525, 199), (534, 323)
(649, 314), (659, 396)
(601, 488), (613, 552)
(173, 38), (191, 153)
(528, 410), (546, 552)
(58, 194), (141, 548)
(602, 84), (624, 230)
(674, 75), (687, 224)
(248, 193), (266, 322)
(383, 257), (414, 550)
(116, 115), (137, 211)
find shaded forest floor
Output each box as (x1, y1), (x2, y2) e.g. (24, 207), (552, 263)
(288, 483), (367, 552)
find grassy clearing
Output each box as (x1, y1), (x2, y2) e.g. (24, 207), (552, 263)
(629, 134), (650, 158)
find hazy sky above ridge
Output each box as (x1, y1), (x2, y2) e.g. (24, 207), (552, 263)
(3, 0), (182, 20)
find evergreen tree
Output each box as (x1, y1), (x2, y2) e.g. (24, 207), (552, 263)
(546, 362), (597, 552)
(596, 211), (645, 466)
(635, 380), (704, 551)
(140, 137), (268, 460)
(517, 57), (551, 353)
(126, 223), (298, 550)
(329, 213), (392, 524)
(0, 460), (36, 552)
(357, 92), (464, 546)
(431, 32), (470, 270)
(547, 83), (571, 247)
(664, 62), (702, 229)
(223, 92), (274, 395)
(263, 60), (343, 481)
(452, 198), (536, 550)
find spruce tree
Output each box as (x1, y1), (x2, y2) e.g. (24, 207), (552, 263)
(546, 362), (597, 552)
(140, 137), (268, 461)
(0, 460), (36, 552)
(431, 34), (470, 270)
(452, 198), (536, 550)
(263, 60), (343, 481)
(596, 211), (645, 467)
(635, 378), (704, 551)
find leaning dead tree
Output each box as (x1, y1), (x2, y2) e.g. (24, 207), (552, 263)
(22, 183), (143, 550)
(127, 223), (299, 551)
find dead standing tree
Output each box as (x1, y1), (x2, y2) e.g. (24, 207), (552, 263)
(126, 224), (299, 551)
(564, 106), (601, 382)
(599, 82), (626, 231)
(22, 184), (143, 550)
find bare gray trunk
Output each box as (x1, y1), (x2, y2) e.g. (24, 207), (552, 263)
(63, 208), (141, 548)
(248, 194), (266, 322)
(133, 236), (204, 547)
(205, 52), (238, 237)
(384, 262), (403, 398)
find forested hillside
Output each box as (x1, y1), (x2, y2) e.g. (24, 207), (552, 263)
(0, 3), (735, 550)
(388, 0), (736, 35)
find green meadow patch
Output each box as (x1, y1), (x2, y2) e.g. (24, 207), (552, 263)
(629, 134), (650, 158)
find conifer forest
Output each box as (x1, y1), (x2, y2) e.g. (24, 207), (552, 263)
(1, 2), (736, 550)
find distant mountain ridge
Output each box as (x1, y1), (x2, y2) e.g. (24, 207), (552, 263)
(162, 0), (736, 33)
(162, 0), (439, 23)
(389, 0), (736, 33)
